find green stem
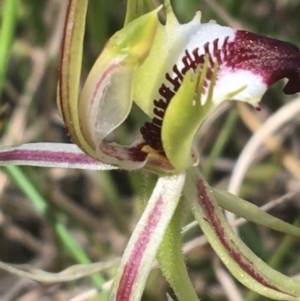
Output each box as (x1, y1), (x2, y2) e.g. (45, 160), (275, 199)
(157, 200), (199, 301)
(4, 165), (106, 288)
(0, 0), (19, 97)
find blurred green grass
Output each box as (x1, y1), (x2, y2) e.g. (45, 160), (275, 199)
(0, 0), (300, 300)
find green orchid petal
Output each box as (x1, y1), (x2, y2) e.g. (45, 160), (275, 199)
(161, 57), (216, 171)
(59, 0), (160, 167)
(214, 189), (300, 238)
(185, 168), (300, 301)
(79, 7), (159, 150)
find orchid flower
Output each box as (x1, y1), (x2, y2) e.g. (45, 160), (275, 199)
(1, 0), (300, 301)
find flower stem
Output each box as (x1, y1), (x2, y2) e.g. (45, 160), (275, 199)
(157, 200), (199, 301)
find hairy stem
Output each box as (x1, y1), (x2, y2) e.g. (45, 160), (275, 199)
(157, 200), (199, 301)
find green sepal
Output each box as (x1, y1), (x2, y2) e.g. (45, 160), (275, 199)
(214, 188), (300, 238)
(58, 0), (95, 156)
(108, 6), (160, 64)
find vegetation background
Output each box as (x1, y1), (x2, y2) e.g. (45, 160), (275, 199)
(1, 0), (300, 300)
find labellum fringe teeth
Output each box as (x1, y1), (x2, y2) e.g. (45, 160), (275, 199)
(140, 37), (229, 151)
(140, 28), (300, 152)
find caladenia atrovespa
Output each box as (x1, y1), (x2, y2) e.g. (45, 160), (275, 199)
(1, 0), (300, 301)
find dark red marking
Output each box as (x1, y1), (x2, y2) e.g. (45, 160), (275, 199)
(116, 195), (164, 301)
(141, 30), (300, 153)
(226, 31), (300, 95)
(100, 142), (147, 163)
(0, 149), (100, 166)
(196, 179), (295, 296)
(59, 0), (74, 127)
(141, 44), (216, 151)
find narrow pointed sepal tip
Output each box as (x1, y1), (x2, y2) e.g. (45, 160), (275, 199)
(112, 6), (160, 64)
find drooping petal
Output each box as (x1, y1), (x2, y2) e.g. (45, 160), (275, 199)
(185, 168), (300, 301)
(78, 8), (160, 169)
(0, 258), (119, 284)
(110, 172), (186, 301)
(0, 143), (117, 170)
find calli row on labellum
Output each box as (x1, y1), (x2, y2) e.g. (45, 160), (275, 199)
(59, 0), (300, 173)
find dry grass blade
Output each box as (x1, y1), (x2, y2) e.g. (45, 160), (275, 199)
(213, 256), (244, 301)
(202, 0), (246, 29)
(229, 99), (300, 195)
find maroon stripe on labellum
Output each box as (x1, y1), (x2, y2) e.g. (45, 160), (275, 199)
(116, 195), (164, 301)
(196, 179), (296, 297)
(227, 31), (300, 94)
(99, 142), (147, 162)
